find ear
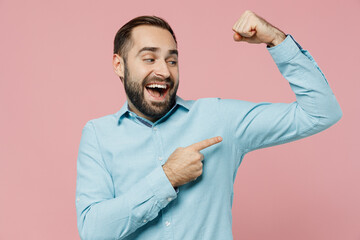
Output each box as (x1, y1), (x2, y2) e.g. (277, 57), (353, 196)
(113, 54), (125, 81)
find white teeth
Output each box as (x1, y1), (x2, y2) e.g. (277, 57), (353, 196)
(147, 84), (167, 89)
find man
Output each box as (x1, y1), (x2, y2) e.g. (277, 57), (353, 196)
(76, 10), (342, 240)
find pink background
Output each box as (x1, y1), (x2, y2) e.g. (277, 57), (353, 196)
(1, 0), (359, 239)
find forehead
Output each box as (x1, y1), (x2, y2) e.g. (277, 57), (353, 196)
(129, 25), (177, 54)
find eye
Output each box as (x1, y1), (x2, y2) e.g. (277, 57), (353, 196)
(168, 60), (177, 66)
(144, 58), (155, 63)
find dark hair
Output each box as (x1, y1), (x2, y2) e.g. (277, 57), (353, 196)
(113, 16), (177, 59)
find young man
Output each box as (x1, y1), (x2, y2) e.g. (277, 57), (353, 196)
(76, 10), (342, 240)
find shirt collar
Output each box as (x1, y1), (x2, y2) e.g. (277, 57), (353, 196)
(116, 96), (191, 125)
(175, 95), (191, 110)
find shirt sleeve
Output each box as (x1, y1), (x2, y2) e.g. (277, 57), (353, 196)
(75, 121), (177, 240)
(218, 34), (342, 154)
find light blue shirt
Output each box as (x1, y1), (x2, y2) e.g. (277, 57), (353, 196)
(76, 35), (342, 240)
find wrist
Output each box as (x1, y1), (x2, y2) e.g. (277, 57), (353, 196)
(267, 30), (286, 47)
(162, 165), (178, 187)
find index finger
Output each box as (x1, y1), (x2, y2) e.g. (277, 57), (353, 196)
(188, 136), (223, 151)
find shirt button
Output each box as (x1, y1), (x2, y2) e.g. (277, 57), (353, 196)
(143, 219), (147, 223)
(167, 197), (172, 202)
(165, 221), (170, 227)
(158, 157), (163, 161)
(153, 127), (158, 131)
(129, 113), (134, 117)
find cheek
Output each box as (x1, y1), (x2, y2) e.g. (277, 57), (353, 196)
(171, 68), (179, 80)
(129, 71), (150, 86)
(127, 61), (150, 79)
(135, 67), (153, 82)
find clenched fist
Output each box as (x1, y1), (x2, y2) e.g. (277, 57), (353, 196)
(163, 136), (223, 187)
(232, 10), (286, 47)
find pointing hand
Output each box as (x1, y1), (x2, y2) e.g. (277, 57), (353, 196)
(163, 136), (223, 187)
(232, 10), (286, 47)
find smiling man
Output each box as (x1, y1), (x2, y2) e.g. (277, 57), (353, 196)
(115, 24), (179, 122)
(76, 11), (342, 240)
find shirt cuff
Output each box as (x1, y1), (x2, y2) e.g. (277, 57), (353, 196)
(267, 34), (302, 64)
(145, 165), (177, 209)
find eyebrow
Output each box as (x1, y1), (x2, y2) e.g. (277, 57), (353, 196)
(136, 47), (178, 57)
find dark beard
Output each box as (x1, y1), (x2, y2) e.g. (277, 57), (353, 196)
(123, 64), (178, 120)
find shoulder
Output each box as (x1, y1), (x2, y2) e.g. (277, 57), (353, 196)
(190, 97), (252, 110)
(181, 97), (221, 109)
(82, 110), (121, 133)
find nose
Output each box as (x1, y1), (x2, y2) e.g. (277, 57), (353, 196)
(154, 60), (171, 79)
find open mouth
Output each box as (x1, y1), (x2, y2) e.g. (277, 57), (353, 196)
(145, 83), (170, 100)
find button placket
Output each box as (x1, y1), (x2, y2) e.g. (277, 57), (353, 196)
(153, 125), (174, 239)
(153, 126), (165, 165)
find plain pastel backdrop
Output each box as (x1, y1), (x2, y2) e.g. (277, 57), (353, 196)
(1, 0), (359, 239)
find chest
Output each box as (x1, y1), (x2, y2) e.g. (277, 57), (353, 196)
(100, 114), (237, 197)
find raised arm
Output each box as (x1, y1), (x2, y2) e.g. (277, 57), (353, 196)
(219, 10), (342, 153)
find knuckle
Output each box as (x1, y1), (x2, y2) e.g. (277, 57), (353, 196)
(190, 154), (199, 163)
(195, 162), (203, 172)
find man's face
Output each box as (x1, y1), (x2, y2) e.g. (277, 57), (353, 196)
(118, 25), (179, 121)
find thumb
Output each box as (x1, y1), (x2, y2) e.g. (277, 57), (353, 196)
(233, 32), (243, 42)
